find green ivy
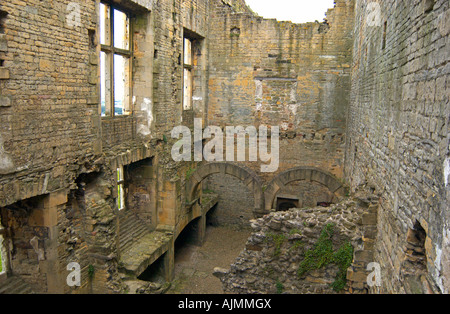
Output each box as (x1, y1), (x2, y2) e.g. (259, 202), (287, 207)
(331, 242), (354, 292)
(276, 281), (284, 294)
(297, 224), (354, 292)
(88, 264), (95, 279)
(266, 233), (287, 257)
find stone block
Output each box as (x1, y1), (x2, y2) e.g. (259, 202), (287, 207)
(362, 213), (377, 225)
(29, 206), (58, 227)
(0, 39), (7, 52)
(89, 53), (99, 65)
(364, 226), (378, 239)
(44, 190), (68, 208)
(0, 96), (11, 107)
(354, 250), (374, 263)
(0, 68), (9, 79)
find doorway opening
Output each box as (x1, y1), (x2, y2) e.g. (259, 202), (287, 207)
(276, 197), (299, 212)
(137, 252), (167, 283)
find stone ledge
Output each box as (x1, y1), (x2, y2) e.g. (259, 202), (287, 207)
(119, 231), (173, 277)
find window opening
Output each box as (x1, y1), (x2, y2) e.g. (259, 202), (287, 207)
(117, 167), (125, 211)
(183, 37), (193, 111)
(100, 2), (132, 117)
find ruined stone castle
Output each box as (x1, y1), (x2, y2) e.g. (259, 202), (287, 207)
(0, 0), (448, 294)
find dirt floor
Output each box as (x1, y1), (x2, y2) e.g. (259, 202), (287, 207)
(166, 225), (251, 294)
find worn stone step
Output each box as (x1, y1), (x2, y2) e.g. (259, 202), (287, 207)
(120, 220), (150, 234)
(120, 229), (149, 243)
(120, 224), (151, 243)
(0, 276), (34, 294)
(118, 212), (153, 254)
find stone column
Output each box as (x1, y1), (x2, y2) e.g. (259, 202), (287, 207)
(163, 238), (175, 282)
(29, 189), (68, 294)
(197, 213), (206, 246)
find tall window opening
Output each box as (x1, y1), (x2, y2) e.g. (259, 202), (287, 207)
(117, 166), (125, 211)
(100, 2), (132, 117)
(183, 37), (193, 111)
(0, 218), (6, 277)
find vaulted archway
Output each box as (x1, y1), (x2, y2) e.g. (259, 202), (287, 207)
(186, 162), (265, 216)
(264, 167), (347, 211)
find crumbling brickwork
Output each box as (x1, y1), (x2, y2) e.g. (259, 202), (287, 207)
(217, 198), (367, 294)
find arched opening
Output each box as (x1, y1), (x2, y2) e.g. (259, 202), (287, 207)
(275, 180), (335, 211)
(405, 221), (427, 272)
(186, 162), (265, 215)
(276, 198), (298, 212)
(137, 253), (166, 283)
(0, 195), (48, 293)
(203, 173), (254, 228)
(167, 204), (250, 294)
(264, 167), (346, 211)
(401, 220), (438, 294)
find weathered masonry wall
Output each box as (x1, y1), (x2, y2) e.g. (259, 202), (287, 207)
(345, 0), (450, 293)
(0, 0), (210, 294)
(207, 0), (355, 182)
(0, 0), (99, 206)
(0, 0), (448, 295)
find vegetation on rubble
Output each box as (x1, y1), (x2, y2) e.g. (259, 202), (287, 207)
(265, 233), (287, 257)
(88, 264), (95, 279)
(297, 224), (354, 292)
(276, 280), (284, 294)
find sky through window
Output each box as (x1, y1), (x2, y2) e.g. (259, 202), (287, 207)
(244, 0), (336, 24)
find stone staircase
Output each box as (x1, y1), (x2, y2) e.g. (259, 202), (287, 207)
(0, 275), (34, 294)
(119, 211), (153, 254)
(118, 211), (172, 278)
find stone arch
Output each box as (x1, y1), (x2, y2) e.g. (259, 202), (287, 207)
(186, 162), (265, 216)
(264, 167), (347, 211)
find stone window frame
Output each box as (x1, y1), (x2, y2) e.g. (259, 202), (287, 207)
(100, 1), (133, 118)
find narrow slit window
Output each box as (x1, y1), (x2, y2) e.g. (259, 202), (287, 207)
(100, 2), (132, 117)
(183, 37), (193, 111)
(117, 167), (125, 211)
(0, 11), (7, 34)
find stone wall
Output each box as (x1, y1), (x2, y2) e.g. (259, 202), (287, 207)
(0, 0), (448, 295)
(207, 0), (355, 182)
(0, 0), (210, 294)
(0, 0), (100, 207)
(344, 0), (450, 293)
(204, 174), (254, 228)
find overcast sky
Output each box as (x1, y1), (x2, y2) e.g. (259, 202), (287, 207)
(244, 0), (336, 23)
